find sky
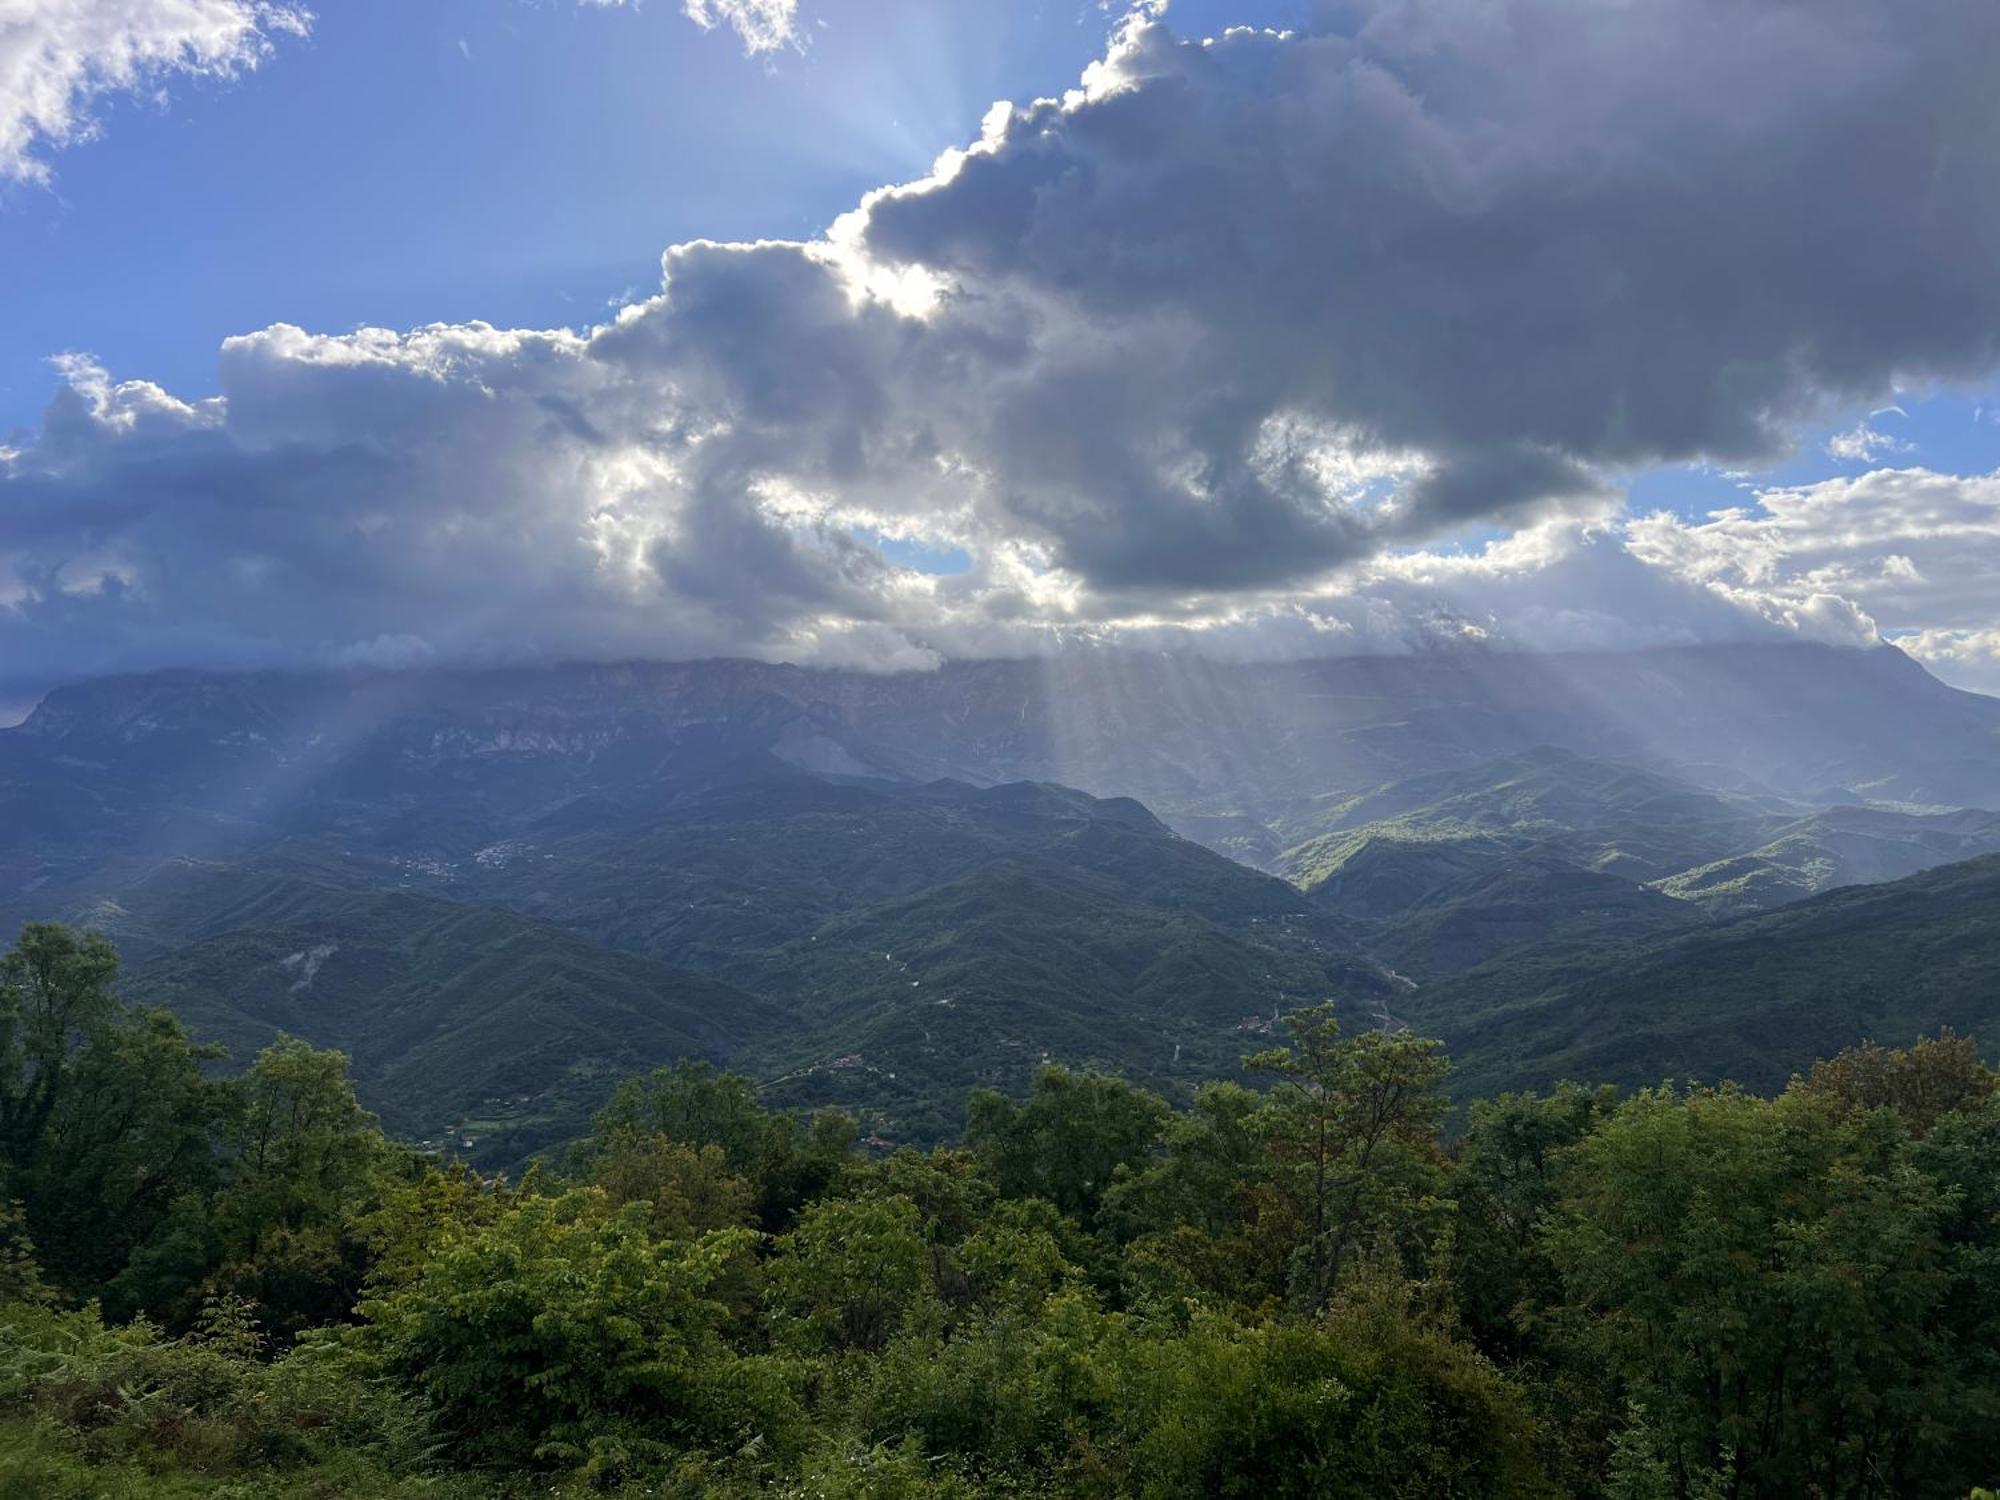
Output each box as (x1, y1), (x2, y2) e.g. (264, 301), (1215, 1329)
(3, 0), (2000, 710)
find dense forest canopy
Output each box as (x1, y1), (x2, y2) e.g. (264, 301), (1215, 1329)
(3, 922), (1998, 1498)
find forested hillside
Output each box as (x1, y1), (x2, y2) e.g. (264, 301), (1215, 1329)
(116, 865), (779, 1164)
(5, 923), (1999, 1498)
(9, 647), (1998, 902)
(1408, 853), (2000, 1102)
(44, 778), (1385, 1157)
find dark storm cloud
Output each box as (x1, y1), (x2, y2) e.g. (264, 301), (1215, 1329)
(857, 0), (2000, 582)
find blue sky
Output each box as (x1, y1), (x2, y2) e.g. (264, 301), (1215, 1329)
(1625, 391), (2000, 515)
(3, 0), (1999, 699)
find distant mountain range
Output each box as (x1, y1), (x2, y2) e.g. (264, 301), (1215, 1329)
(9, 642), (1998, 866)
(3, 640), (1997, 1153)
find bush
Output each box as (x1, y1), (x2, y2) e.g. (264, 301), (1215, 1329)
(351, 1187), (805, 1472)
(0, 1294), (436, 1494)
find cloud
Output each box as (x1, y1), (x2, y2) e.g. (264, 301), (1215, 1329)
(5, 0), (2000, 693)
(1825, 422), (1913, 464)
(678, 0), (799, 54)
(856, 1), (2000, 575)
(1896, 628), (2000, 695)
(1626, 467), (2000, 686)
(583, 0), (801, 55)
(0, 0), (308, 182)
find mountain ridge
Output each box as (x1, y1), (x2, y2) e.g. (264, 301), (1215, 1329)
(1406, 851), (2000, 1103)
(11, 644), (1997, 870)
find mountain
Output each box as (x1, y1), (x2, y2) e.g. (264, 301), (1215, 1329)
(1352, 854), (1711, 976)
(1405, 853), (2000, 1103)
(21, 774), (1388, 1155)
(1275, 747), (2000, 975)
(442, 777), (1304, 982)
(5, 642), (1998, 1153)
(84, 855), (776, 1163)
(6, 644), (1997, 897)
(358, 775), (1390, 1143)
(1279, 747), (1779, 887)
(1273, 747), (1763, 972)
(1649, 804), (2000, 916)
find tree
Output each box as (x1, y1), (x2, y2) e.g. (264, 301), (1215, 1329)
(1107, 1080), (1297, 1310)
(590, 1059), (854, 1229)
(1799, 1030), (1996, 1134)
(1544, 1084), (1985, 1499)
(766, 1194), (934, 1354)
(858, 1146), (999, 1249)
(0, 1197), (51, 1305)
(1246, 1006), (1451, 1310)
(1106, 1081), (1266, 1243)
(590, 1130), (757, 1241)
(1450, 1082), (1619, 1355)
(356, 1156), (515, 1295)
(965, 1065), (1168, 1223)
(594, 1059), (777, 1173)
(0, 924), (121, 1162)
(0, 924), (229, 1306)
(205, 1036), (406, 1339)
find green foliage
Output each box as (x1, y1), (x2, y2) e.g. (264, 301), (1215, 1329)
(590, 1058), (855, 1229)
(0, 1200), (52, 1309)
(6, 923), (2000, 1498)
(0, 1293), (438, 1495)
(0, 924), (123, 1137)
(595, 1059), (789, 1177)
(115, 867), (780, 1167)
(0, 924), (231, 1310)
(203, 1036), (410, 1339)
(353, 1156), (515, 1294)
(591, 1132), (759, 1240)
(1544, 1082), (1998, 1497)
(766, 1195), (934, 1354)
(90, 774), (1391, 1154)
(851, 1283), (1549, 1497)
(1449, 1082), (1620, 1356)
(966, 1065), (1168, 1223)
(1798, 1027), (1997, 1131)
(1246, 1006), (1453, 1310)
(350, 1187), (801, 1472)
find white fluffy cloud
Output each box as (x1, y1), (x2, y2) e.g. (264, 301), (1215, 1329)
(583, 0), (799, 55)
(1825, 423), (1914, 464)
(5, 0), (2000, 694)
(1627, 468), (2000, 689)
(1896, 629), (2000, 694)
(0, 0), (308, 181)
(678, 0), (798, 54)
